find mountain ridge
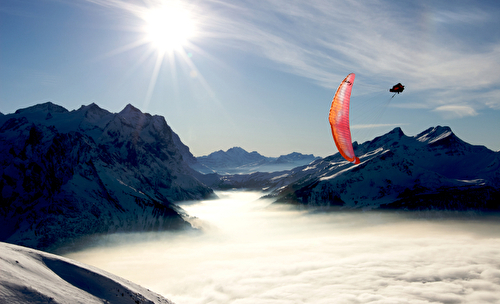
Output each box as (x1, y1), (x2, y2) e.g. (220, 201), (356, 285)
(273, 125), (500, 210)
(191, 146), (321, 174)
(0, 102), (213, 251)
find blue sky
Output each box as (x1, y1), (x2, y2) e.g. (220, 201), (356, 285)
(1, 0), (500, 157)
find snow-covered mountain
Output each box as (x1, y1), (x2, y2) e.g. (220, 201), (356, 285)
(191, 147), (320, 174)
(0, 241), (174, 304)
(269, 126), (500, 210)
(0, 102), (214, 251)
(208, 126), (500, 211)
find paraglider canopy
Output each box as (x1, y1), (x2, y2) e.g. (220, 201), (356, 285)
(329, 73), (360, 164)
(389, 83), (405, 94)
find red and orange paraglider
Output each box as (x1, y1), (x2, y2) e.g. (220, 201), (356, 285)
(328, 73), (360, 164)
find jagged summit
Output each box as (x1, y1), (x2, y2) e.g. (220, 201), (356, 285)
(117, 104), (156, 130)
(416, 125), (453, 144)
(276, 152), (317, 163)
(227, 146), (250, 154)
(76, 103), (108, 115)
(77, 102), (100, 110)
(390, 126), (405, 136)
(120, 103), (142, 115)
(197, 147), (266, 170)
(376, 126), (405, 140)
(227, 147), (264, 159)
(76, 103), (112, 123)
(15, 102), (68, 115)
(358, 127), (407, 152)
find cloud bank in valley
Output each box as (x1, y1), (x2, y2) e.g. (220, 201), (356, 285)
(66, 191), (500, 304)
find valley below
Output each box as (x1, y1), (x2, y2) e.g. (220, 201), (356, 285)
(64, 190), (500, 304)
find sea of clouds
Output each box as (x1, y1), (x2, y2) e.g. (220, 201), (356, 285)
(66, 191), (500, 304)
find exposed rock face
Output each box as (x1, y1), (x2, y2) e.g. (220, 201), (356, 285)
(0, 102), (214, 251)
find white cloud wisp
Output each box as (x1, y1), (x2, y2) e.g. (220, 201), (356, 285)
(199, 0), (500, 111)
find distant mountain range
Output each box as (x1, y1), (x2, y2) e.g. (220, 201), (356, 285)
(189, 146), (320, 174)
(204, 126), (500, 211)
(0, 102), (213, 251)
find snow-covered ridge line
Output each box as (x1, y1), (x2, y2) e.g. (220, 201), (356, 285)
(0, 242), (174, 304)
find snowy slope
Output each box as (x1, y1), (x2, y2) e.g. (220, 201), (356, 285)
(0, 102), (214, 251)
(192, 147), (320, 174)
(0, 242), (174, 304)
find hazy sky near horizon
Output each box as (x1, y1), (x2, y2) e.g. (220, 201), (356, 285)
(1, 0), (500, 157)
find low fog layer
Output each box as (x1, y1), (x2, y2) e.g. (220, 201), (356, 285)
(66, 191), (500, 304)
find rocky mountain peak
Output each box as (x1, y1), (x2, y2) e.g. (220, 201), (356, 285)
(390, 126), (405, 136)
(119, 104), (144, 117)
(360, 126), (407, 151)
(227, 146), (247, 154)
(416, 125), (453, 144)
(76, 103), (112, 127)
(15, 102), (68, 115)
(77, 103), (108, 116)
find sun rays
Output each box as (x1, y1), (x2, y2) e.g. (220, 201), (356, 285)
(88, 0), (210, 107)
(137, 1), (200, 107)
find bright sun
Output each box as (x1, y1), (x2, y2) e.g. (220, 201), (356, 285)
(142, 2), (196, 53)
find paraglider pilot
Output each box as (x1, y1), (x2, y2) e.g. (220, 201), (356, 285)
(390, 83), (404, 94)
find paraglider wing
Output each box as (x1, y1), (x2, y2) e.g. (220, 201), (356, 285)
(328, 73), (360, 164)
(389, 83), (404, 93)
